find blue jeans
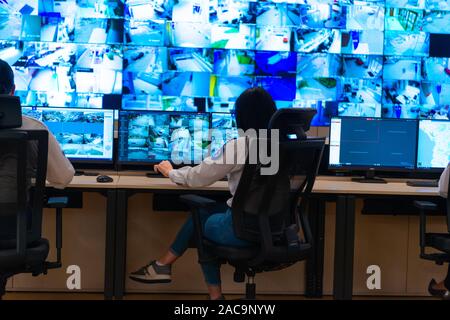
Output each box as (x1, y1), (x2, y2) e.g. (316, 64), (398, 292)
(170, 208), (249, 286)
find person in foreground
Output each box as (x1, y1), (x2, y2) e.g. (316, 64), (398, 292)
(0, 59), (75, 217)
(129, 87), (277, 300)
(428, 163), (450, 299)
(0, 59), (75, 187)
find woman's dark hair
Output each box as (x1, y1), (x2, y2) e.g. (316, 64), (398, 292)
(0, 59), (14, 95)
(234, 87), (277, 132)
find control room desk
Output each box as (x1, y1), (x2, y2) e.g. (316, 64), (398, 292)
(47, 175), (119, 300)
(113, 176), (441, 300)
(310, 179), (441, 300)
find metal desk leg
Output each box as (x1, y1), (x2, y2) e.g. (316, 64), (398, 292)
(333, 196), (355, 300)
(333, 196), (347, 300)
(114, 189), (129, 300)
(104, 189), (117, 300)
(305, 198), (325, 298)
(343, 196), (355, 300)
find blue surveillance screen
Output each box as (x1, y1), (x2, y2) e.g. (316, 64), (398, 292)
(118, 111), (210, 164)
(21, 106), (115, 162)
(329, 117), (418, 169)
(1, 0), (449, 166)
(417, 119), (450, 169)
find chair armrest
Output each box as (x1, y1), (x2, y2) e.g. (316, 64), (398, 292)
(413, 201), (437, 210)
(413, 200), (437, 256)
(47, 196), (69, 209)
(179, 194), (216, 209)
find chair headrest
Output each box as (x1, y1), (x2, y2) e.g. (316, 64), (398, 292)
(0, 95), (22, 129)
(268, 108), (317, 141)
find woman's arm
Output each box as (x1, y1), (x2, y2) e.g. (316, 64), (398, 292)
(438, 163), (449, 198)
(156, 138), (246, 188)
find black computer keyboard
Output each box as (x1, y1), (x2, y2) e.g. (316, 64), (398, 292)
(406, 180), (439, 187)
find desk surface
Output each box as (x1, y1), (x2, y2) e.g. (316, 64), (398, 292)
(117, 175), (229, 191)
(312, 178), (440, 196)
(116, 175), (440, 196)
(57, 174), (440, 196)
(48, 175), (119, 189)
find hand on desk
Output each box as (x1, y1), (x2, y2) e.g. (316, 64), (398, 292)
(154, 161), (173, 178)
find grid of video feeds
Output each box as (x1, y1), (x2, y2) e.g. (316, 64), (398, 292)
(0, 1), (124, 109)
(118, 111), (210, 164)
(119, 0), (450, 124)
(21, 107), (115, 161)
(1, 1), (449, 162)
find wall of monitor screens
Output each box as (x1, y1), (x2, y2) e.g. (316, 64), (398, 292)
(0, 1), (448, 167)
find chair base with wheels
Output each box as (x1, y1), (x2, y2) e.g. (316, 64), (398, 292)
(0, 197), (67, 300)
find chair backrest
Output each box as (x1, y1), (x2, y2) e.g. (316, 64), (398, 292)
(0, 95), (22, 129)
(0, 97), (48, 250)
(446, 167), (450, 234)
(231, 109), (325, 262)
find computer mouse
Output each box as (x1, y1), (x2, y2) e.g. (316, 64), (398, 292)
(97, 175), (113, 183)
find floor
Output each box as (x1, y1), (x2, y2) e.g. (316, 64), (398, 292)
(2, 292), (435, 300)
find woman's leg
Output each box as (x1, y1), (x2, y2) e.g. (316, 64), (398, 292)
(158, 208), (213, 264)
(197, 209), (251, 299)
(444, 264), (450, 291)
(130, 209), (213, 284)
(204, 209), (250, 247)
(201, 262), (223, 300)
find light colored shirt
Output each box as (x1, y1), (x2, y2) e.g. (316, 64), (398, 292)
(19, 115), (75, 188)
(169, 137), (247, 207)
(439, 163), (449, 198)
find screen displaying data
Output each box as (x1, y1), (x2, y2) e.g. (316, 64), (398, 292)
(329, 117), (417, 169)
(22, 107), (114, 161)
(417, 120), (450, 169)
(118, 111), (210, 164)
(0, 0), (448, 127)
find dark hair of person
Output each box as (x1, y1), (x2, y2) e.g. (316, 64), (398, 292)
(0, 59), (14, 95)
(234, 87), (277, 133)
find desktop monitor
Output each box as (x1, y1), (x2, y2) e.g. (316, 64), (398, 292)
(118, 110), (210, 165)
(21, 107), (115, 163)
(329, 117), (418, 175)
(417, 119), (450, 170)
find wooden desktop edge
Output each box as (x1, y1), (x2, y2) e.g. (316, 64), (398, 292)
(46, 174), (440, 196)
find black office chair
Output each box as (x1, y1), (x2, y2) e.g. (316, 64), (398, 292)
(0, 96), (66, 299)
(180, 109), (325, 299)
(414, 169), (450, 266)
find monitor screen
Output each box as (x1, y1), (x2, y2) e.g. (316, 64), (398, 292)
(118, 111), (210, 164)
(329, 117), (417, 170)
(417, 120), (450, 169)
(22, 107), (114, 162)
(211, 112), (238, 156)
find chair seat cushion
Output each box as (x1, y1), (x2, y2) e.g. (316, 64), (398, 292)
(0, 238), (49, 272)
(203, 239), (259, 261)
(426, 233), (450, 254)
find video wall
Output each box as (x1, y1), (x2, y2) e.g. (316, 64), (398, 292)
(0, 0), (449, 164)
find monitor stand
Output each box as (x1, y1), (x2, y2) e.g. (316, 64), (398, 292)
(351, 170), (387, 184)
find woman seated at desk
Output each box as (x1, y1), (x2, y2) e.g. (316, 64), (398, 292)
(129, 87), (277, 300)
(428, 163), (449, 299)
